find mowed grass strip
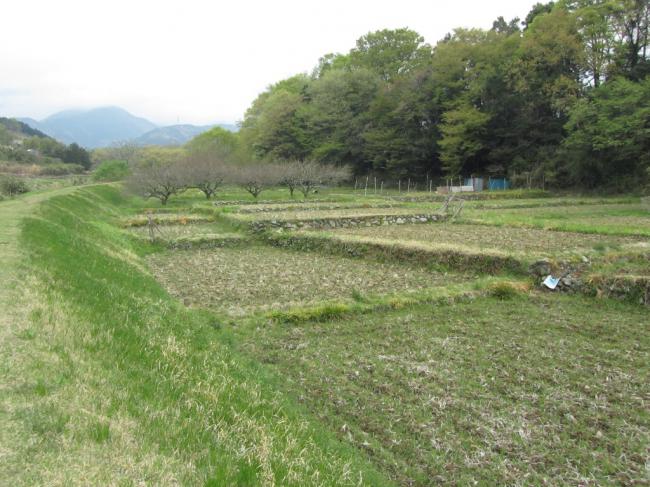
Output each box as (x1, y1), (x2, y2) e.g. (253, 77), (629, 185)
(329, 222), (643, 258)
(235, 294), (649, 486)
(146, 245), (468, 315)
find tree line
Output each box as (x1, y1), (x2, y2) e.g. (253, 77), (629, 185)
(125, 131), (350, 205)
(237, 1), (649, 190)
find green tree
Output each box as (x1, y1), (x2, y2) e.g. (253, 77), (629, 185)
(312, 53), (352, 78)
(563, 0), (618, 87)
(92, 160), (130, 182)
(492, 16), (521, 35)
(362, 68), (444, 178)
(438, 102), (491, 176)
(429, 28), (522, 175)
(186, 126), (242, 162)
(239, 75), (311, 160)
(350, 28), (432, 82)
(305, 68), (380, 170)
(610, 0), (650, 78)
(523, 2), (557, 29)
(506, 6), (583, 175)
(562, 76), (650, 187)
(63, 143), (92, 169)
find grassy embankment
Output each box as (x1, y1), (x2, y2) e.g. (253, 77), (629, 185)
(0, 185), (390, 485)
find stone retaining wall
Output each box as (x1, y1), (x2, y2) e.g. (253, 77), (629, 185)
(237, 203), (396, 214)
(250, 213), (448, 232)
(264, 232), (525, 275)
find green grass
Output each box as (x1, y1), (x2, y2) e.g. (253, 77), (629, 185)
(1, 185), (390, 485)
(461, 203), (650, 236)
(234, 294), (649, 486)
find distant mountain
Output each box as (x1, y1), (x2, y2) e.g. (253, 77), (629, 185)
(19, 107), (157, 148)
(132, 123), (238, 146)
(18, 107), (238, 149)
(132, 124), (214, 146)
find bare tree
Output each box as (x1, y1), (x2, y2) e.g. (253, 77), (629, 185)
(277, 159), (302, 198)
(183, 150), (227, 199)
(229, 162), (283, 200)
(126, 152), (186, 205)
(279, 160), (352, 198)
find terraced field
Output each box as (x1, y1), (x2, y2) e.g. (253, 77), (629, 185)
(4, 185), (647, 486)
(327, 222), (643, 258)
(147, 245), (471, 315)
(462, 202), (650, 236)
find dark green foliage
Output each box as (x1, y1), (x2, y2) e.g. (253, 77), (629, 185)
(562, 77), (650, 188)
(238, 5), (649, 190)
(523, 1), (555, 29)
(62, 143), (91, 169)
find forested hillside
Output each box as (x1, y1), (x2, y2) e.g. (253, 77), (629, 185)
(238, 1), (650, 190)
(0, 117), (91, 177)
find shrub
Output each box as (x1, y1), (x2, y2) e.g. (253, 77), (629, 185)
(0, 176), (29, 197)
(487, 281), (529, 300)
(93, 160), (130, 182)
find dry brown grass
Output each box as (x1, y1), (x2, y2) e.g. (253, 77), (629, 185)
(146, 245), (467, 315)
(231, 206), (441, 223)
(329, 222), (643, 257)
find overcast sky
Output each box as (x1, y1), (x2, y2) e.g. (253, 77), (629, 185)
(0, 0), (539, 126)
